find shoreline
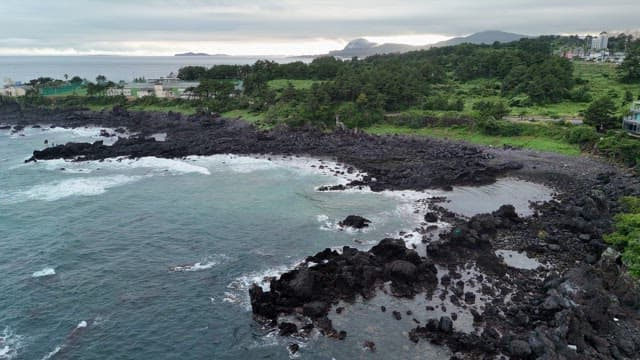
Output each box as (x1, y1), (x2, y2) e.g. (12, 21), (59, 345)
(2, 105), (640, 358)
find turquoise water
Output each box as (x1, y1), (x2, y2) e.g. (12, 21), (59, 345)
(0, 126), (430, 359)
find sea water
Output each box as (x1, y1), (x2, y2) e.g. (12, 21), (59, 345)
(0, 125), (553, 359)
(0, 125), (444, 359)
(0, 56), (311, 84)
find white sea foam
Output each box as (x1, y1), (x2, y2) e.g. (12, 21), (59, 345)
(113, 157), (210, 175)
(227, 264), (295, 309)
(38, 157), (211, 176)
(170, 261), (218, 272)
(15, 175), (143, 203)
(40, 346), (62, 360)
(9, 126), (111, 141)
(32, 267), (56, 278)
(0, 327), (23, 360)
(76, 321), (88, 329)
(187, 154), (367, 186)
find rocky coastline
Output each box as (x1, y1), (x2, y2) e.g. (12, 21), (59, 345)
(2, 101), (640, 359)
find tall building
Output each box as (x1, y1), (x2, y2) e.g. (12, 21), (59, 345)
(591, 32), (609, 50)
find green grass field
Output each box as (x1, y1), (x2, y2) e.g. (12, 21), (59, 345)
(366, 124), (581, 156)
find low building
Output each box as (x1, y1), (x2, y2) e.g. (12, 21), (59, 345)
(105, 88), (132, 97)
(623, 101), (640, 136)
(108, 81), (200, 99)
(0, 86), (27, 97)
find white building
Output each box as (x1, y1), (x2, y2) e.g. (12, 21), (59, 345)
(591, 32), (609, 51)
(105, 88), (132, 97)
(0, 86), (27, 97)
(105, 81), (199, 99)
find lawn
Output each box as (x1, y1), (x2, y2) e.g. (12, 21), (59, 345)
(365, 124), (581, 156)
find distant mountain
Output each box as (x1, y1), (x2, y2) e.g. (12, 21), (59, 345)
(328, 39), (417, 58)
(174, 52), (212, 57)
(431, 31), (529, 47)
(325, 31), (530, 58)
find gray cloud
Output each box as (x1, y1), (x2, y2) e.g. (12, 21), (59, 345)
(0, 0), (638, 54)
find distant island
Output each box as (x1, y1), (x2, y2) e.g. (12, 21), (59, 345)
(175, 52), (213, 57)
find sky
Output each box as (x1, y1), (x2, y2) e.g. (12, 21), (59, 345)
(0, 0), (639, 56)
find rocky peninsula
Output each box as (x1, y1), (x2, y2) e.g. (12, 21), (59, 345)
(2, 101), (640, 359)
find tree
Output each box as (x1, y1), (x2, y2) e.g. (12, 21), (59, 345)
(584, 97), (618, 131)
(624, 90), (635, 104)
(473, 100), (510, 120)
(178, 66), (207, 81)
(96, 75), (107, 84)
(619, 43), (640, 83)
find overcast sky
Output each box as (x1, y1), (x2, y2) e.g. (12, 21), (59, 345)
(0, 0), (639, 56)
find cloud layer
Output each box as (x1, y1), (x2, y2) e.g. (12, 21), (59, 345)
(0, 0), (638, 55)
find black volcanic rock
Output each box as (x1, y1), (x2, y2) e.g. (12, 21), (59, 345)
(250, 239), (438, 323)
(424, 212), (439, 223)
(339, 215), (371, 229)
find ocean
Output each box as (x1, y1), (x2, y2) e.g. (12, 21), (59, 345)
(0, 56), (310, 84)
(0, 126), (552, 359)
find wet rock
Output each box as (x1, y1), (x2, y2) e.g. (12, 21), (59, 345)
(288, 343), (299, 354)
(493, 204), (519, 220)
(303, 301), (328, 318)
(278, 322), (298, 336)
(464, 292), (476, 304)
(363, 341), (376, 352)
(438, 316), (453, 333)
(339, 215), (371, 229)
(287, 269), (315, 301)
(424, 212), (439, 223)
(386, 260), (417, 280)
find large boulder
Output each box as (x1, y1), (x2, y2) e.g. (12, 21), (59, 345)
(386, 260), (418, 280)
(286, 268), (315, 300)
(339, 215), (371, 229)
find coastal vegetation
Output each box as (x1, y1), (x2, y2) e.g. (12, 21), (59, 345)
(10, 36), (640, 167)
(606, 197), (640, 277)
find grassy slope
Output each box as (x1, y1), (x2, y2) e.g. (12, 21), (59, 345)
(423, 62), (640, 120)
(366, 124), (581, 156)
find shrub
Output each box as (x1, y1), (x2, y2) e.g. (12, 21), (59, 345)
(475, 119), (524, 137)
(386, 113), (426, 129)
(605, 197), (640, 277)
(597, 134), (640, 167)
(565, 126), (599, 144)
(569, 86), (593, 103)
(472, 100), (510, 120)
